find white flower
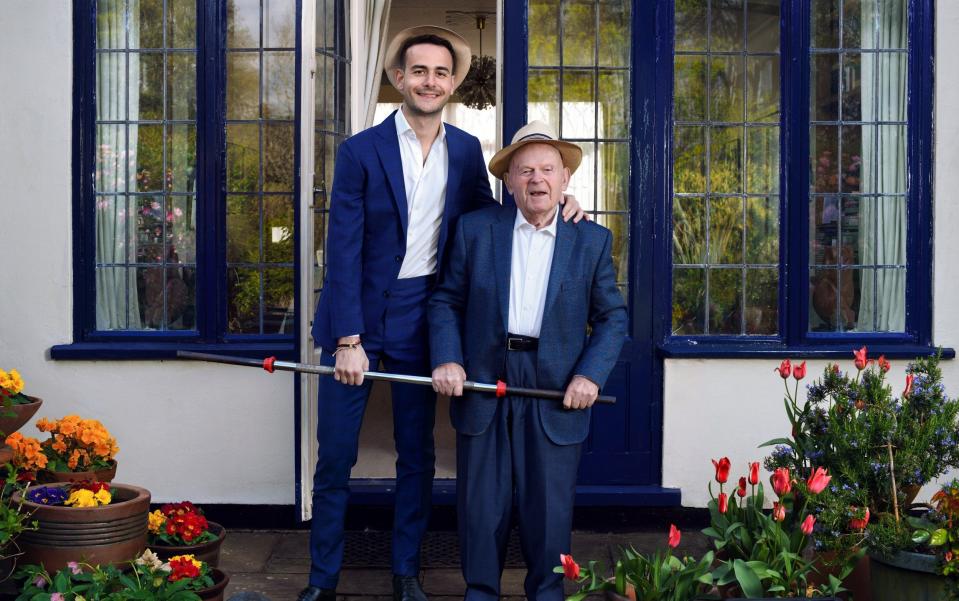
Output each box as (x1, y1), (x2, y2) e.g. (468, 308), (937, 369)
(135, 548), (165, 571)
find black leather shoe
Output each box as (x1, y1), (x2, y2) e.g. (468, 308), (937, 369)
(296, 585), (336, 601)
(392, 574), (428, 601)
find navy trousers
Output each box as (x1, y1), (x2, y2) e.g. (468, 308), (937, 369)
(309, 275), (437, 589)
(457, 348), (582, 601)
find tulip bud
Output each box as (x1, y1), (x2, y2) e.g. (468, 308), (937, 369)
(712, 457), (731, 484)
(771, 467), (792, 497)
(560, 554), (580, 580)
(877, 355), (891, 373)
(801, 514), (815, 535)
(668, 524), (681, 548)
(718, 492), (728, 514)
(737, 477), (747, 498)
(775, 359), (791, 379)
(773, 501), (786, 522)
(903, 374), (914, 398)
(853, 346), (869, 371)
(792, 361), (807, 381)
(748, 462), (760, 485)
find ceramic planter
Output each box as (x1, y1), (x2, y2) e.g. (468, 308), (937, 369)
(12, 482), (150, 571)
(197, 568), (230, 601)
(0, 396), (42, 438)
(38, 459), (118, 483)
(869, 550), (945, 601)
(151, 521), (227, 567)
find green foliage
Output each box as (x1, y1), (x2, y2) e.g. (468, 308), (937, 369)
(0, 464), (38, 562)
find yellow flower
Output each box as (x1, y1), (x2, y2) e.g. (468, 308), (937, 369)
(148, 510), (167, 534)
(94, 489), (112, 505)
(0, 369), (10, 391)
(65, 489), (97, 507)
(8, 369), (23, 394)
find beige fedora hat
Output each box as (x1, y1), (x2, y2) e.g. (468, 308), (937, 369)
(488, 121), (583, 180)
(383, 25), (472, 91)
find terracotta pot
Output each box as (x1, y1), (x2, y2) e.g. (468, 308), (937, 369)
(38, 460), (117, 483)
(197, 568), (230, 601)
(12, 482), (150, 571)
(0, 396), (42, 438)
(151, 521), (227, 567)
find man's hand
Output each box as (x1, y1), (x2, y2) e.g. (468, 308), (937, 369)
(432, 362), (467, 397)
(560, 193), (589, 223)
(334, 337), (369, 386)
(563, 375), (599, 410)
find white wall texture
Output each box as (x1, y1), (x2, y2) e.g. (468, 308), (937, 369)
(0, 2), (294, 504)
(1, 0), (957, 508)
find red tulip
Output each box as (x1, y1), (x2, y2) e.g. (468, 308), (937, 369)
(773, 501), (786, 522)
(748, 462), (760, 485)
(775, 359), (792, 379)
(560, 554), (580, 580)
(903, 374), (914, 398)
(668, 524), (681, 548)
(737, 477), (748, 497)
(848, 507), (870, 530)
(801, 514), (816, 535)
(771, 467), (792, 497)
(718, 492), (728, 514)
(854, 346), (869, 371)
(806, 466), (831, 494)
(877, 355), (891, 373)
(712, 457), (731, 483)
(792, 361), (807, 381)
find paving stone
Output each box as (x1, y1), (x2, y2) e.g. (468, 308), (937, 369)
(219, 531), (283, 574)
(225, 571), (307, 599)
(268, 530), (311, 559)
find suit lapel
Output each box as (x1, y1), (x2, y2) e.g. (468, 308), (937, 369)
(437, 126), (463, 263)
(373, 113), (409, 236)
(491, 208), (515, 334)
(543, 214), (576, 318)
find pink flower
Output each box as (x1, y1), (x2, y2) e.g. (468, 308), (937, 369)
(854, 346), (869, 371)
(32, 575), (45, 588)
(903, 374), (915, 398)
(773, 501), (786, 522)
(775, 359), (791, 379)
(792, 361), (807, 380)
(801, 514), (816, 535)
(771, 467), (792, 497)
(67, 561), (81, 575)
(668, 524), (681, 548)
(806, 467), (831, 494)
(51, 594), (65, 601)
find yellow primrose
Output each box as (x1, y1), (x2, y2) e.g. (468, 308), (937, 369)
(148, 509), (167, 533)
(94, 489), (112, 505)
(8, 369), (23, 394)
(65, 489), (98, 507)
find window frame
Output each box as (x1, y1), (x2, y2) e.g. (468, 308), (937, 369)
(55, 0), (303, 360)
(658, 0), (944, 359)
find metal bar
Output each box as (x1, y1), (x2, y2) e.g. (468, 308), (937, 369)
(177, 351), (615, 404)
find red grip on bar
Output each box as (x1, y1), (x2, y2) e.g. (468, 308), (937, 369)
(263, 356), (276, 373)
(495, 380), (507, 398)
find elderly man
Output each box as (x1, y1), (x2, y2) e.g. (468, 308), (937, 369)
(429, 121), (627, 601)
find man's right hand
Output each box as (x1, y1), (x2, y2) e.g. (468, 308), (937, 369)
(432, 362), (466, 397)
(334, 337), (369, 386)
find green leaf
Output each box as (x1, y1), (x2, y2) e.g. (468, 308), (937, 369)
(733, 559), (765, 598)
(759, 437), (794, 448)
(912, 530), (931, 544)
(931, 528), (949, 546)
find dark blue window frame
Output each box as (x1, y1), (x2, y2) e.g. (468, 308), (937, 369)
(55, 0), (303, 360)
(658, 0), (945, 359)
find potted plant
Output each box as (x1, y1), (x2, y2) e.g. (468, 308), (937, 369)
(762, 350), (959, 598)
(15, 549), (230, 600)
(0, 368), (42, 447)
(702, 457), (849, 599)
(0, 464), (38, 585)
(11, 481), (150, 571)
(148, 502), (226, 567)
(555, 524), (714, 601)
(11, 415), (120, 483)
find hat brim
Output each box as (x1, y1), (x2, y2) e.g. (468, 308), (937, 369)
(488, 139), (583, 180)
(384, 26), (472, 92)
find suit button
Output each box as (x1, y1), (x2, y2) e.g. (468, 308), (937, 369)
(395, 255), (402, 262)
(383, 290), (390, 298)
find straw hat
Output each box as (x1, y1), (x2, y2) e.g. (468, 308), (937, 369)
(488, 121), (583, 180)
(383, 25), (472, 91)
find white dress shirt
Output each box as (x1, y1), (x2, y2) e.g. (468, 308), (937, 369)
(507, 207), (559, 338)
(395, 109), (449, 279)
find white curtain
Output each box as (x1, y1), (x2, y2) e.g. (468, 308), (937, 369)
(858, 0), (907, 331)
(357, 0), (391, 129)
(96, 0), (141, 329)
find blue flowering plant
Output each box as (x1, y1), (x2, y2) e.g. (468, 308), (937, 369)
(762, 350), (959, 556)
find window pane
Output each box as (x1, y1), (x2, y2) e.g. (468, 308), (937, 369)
(598, 71), (628, 139)
(228, 52), (261, 120)
(227, 124), (260, 192)
(673, 197), (706, 265)
(264, 196), (294, 264)
(811, 0), (840, 48)
(561, 0), (596, 67)
(228, 0), (260, 48)
(674, 126), (706, 194)
(711, 0), (745, 52)
(265, 0), (295, 47)
(97, 0), (127, 50)
(709, 268), (742, 334)
(168, 53), (197, 120)
(673, 268), (706, 334)
(746, 0), (779, 53)
(137, 53), (164, 120)
(710, 126), (743, 194)
(746, 55), (779, 122)
(167, 124), (196, 192)
(745, 267), (778, 334)
(134, 0), (164, 49)
(264, 267), (295, 334)
(811, 53), (839, 121)
(597, 142), (629, 213)
(709, 197), (744, 264)
(264, 51), (295, 119)
(710, 56), (744, 123)
(226, 195), (260, 263)
(674, 56), (707, 122)
(264, 123), (294, 191)
(528, 70), (560, 127)
(745, 196), (778, 264)
(675, 0), (707, 52)
(169, 0), (197, 49)
(746, 126), (778, 193)
(529, 0), (560, 65)
(228, 267), (261, 333)
(597, 2), (630, 66)
(562, 70), (596, 139)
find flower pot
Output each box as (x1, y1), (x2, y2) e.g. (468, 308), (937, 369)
(0, 445), (13, 466)
(37, 459), (117, 483)
(0, 396), (42, 438)
(151, 521), (227, 567)
(197, 568), (230, 601)
(807, 550), (871, 601)
(869, 550), (945, 601)
(12, 482), (150, 571)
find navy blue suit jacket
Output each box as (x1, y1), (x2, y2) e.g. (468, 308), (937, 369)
(311, 112), (495, 351)
(428, 205), (627, 446)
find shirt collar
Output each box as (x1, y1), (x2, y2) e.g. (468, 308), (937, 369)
(395, 108), (446, 143)
(514, 205), (559, 237)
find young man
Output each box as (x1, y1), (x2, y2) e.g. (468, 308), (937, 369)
(301, 28), (583, 601)
(430, 121), (627, 601)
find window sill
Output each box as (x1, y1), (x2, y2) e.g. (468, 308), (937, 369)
(658, 341), (954, 360)
(49, 341), (296, 361)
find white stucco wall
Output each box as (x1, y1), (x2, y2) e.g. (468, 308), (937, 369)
(0, 2), (294, 504)
(664, 0), (959, 507)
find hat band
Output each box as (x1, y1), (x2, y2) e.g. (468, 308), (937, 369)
(515, 132), (555, 143)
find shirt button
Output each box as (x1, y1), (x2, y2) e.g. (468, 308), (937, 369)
(395, 255), (402, 262)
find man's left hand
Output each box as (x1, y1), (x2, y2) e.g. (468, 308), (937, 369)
(563, 375), (599, 410)
(560, 193), (588, 223)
